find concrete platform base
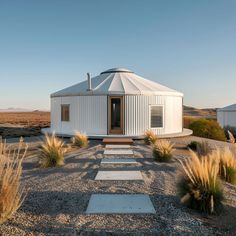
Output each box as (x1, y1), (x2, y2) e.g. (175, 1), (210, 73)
(41, 128), (193, 139)
(95, 171), (143, 180)
(86, 194), (156, 214)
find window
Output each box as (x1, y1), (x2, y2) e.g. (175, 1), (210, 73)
(61, 104), (70, 121)
(150, 105), (163, 128)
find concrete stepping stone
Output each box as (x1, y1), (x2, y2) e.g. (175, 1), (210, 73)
(101, 158), (137, 164)
(86, 194), (156, 214)
(105, 145), (131, 149)
(95, 171), (143, 180)
(104, 149), (133, 155)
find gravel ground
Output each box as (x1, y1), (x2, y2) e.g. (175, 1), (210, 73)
(0, 136), (236, 235)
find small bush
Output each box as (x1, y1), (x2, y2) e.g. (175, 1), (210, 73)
(187, 141), (199, 151)
(144, 130), (158, 145)
(196, 141), (212, 157)
(189, 119), (226, 141)
(72, 132), (88, 148)
(183, 116), (198, 128)
(39, 134), (66, 168)
(0, 137), (27, 224)
(218, 148), (236, 185)
(152, 139), (174, 162)
(178, 151), (223, 214)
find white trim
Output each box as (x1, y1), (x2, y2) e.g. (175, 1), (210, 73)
(149, 104), (164, 129)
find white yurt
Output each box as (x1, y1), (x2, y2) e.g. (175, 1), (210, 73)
(49, 68), (185, 138)
(217, 104), (236, 128)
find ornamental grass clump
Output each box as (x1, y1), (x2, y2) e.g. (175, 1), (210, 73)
(0, 137), (27, 224)
(218, 147), (236, 185)
(72, 132), (88, 148)
(144, 129), (158, 145)
(196, 141), (212, 157)
(152, 139), (174, 162)
(178, 151), (223, 214)
(38, 134), (66, 168)
(227, 130), (235, 144)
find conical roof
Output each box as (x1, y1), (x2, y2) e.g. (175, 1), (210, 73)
(51, 68), (183, 97)
(218, 103), (236, 111)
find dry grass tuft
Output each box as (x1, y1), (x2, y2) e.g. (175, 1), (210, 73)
(178, 151), (223, 214)
(0, 137), (27, 224)
(219, 147), (236, 185)
(72, 132), (88, 148)
(152, 139), (175, 162)
(196, 141), (212, 157)
(144, 129), (158, 145)
(227, 130), (235, 144)
(38, 134), (66, 168)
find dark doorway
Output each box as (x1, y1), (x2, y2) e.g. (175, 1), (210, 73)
(108, 96), (123, 134)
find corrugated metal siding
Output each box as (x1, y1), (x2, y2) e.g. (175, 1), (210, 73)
(124, 95), (183, 136)
(51, 96), (107, 135)
(217, 111), (224, 127)
(217, 111), (236, 128)
(51, 97), (61, 133)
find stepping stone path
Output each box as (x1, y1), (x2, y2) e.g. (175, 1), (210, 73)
(95, 170), (143, 180)
(86, 142), (156, 214)
(101, 158), (137, 164)
(103, 149), (134, 155)
(86, 194), (156, 214)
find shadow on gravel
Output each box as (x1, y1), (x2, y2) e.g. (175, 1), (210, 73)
(22, 191), (89, 215)
(8, 220), (77, 235)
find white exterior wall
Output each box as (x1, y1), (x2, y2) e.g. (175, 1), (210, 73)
(51, 96), (107, 135)
(124, 95), (183, 136)
(217, 111), (236, 128)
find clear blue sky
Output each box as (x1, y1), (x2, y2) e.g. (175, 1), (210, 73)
(0, 0), (236, 110)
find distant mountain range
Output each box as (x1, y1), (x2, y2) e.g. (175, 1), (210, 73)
(183, 105), (216, 118)
(0, 108), (49, 112)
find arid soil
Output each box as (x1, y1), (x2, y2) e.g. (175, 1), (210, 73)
(0, 137), (236, 235)
(0, 112), (50, 138)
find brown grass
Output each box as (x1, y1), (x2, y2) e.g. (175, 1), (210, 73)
(0, 137), (27, 224)
(218, 147), (236, 184)
(152, 139), (175, 162)
(178, 150), (223, 214)
(72, 132), (88, 148)
(38, 134), (66, 168)
(144, 129), (158, 145)
(0, 112), (50, 127)
(227, 130), (235, 144)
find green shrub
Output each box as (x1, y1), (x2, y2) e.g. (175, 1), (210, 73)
(178, 151), (223, 214)
(39, 134), (66, 167)
(218, 148), (236, 185)
(189, 119), (226, 141)
(187, 141), (199, 151)
(144, 129), (158, 145)
(72, 132), (88, 148)
(183, 116), (198, 128)
(152, 139), (174, 162)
